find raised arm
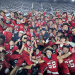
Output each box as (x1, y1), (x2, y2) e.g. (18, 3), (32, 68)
(43, 46), (52, 53)
(57, 52), (71, 59)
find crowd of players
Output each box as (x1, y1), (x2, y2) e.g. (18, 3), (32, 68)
(0, 9), (75, 75)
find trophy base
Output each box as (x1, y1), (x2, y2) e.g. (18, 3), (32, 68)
(37, 42), (44, 46)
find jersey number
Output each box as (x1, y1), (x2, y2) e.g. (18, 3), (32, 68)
(47, 61), (56, 69)
(65, 60), (75, 67)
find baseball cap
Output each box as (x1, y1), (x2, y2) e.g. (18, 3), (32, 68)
(19, 31), (23, 34)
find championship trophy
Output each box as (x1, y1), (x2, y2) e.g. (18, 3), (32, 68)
(37, 33), (44, 46)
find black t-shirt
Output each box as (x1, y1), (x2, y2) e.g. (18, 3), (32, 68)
(43, 32), (50, 42)
(17, 41), (22, 50)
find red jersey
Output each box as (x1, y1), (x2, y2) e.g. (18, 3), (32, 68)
(44, 40), (55, 47)
(4, 43), (18, 55)
(42, 54), (59, 74)
(3, 31), (12, 43)
(43, 21), (47, 25)
(35, 23), (40, 28)
(64, 53), (75, 73)
(3, 21), (11, 30)
(20, 27), (30, 33)
(58, 61), (70, 74)
(69, 35), (73, 42)
(34, 51), (42, 60)
(41, 20), (44, 26)
(18, 24), (24, 32)
(55, 12), (60, 18)
(62, 15), (68, 23)
(28, 24), (32, 29)
(4, 43), (18, 61)
(29, 12), (36, 17)
(70, 20), (75, 27)
(22, 44), (33, 55)
(62, 27), (72, 36)
(49, 41), (55, 47)
(26, 45), (33, 52)
(0, 60), (10, 75)
(52, 32), (56, 37)
(34, 31), (39, 37)
(12, 21), (21, 32)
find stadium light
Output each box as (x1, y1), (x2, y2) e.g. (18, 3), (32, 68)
(72, 0), (75, 2)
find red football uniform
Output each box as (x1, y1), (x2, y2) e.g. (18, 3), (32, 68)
(3, 31), (12, 43)
(64, 53), (75, 75)
(62, 27), (72, 36)
(28, 24), (32, 29)
(70, 20), (75, 27)
(33, 51), (45, 74)
(26, 45), (33, 52)
(35, 23), (40, 28)
(12, 21), (21, 32)
(38, 62), (48, 74)
(18, 24), (24, 31)
(69, 35), (73, 42)
(58, 61), (70, 75)
(3, 21), (11, 30)
(22, 44), (33, 61)
(16, 52), (33, 67)
(0, 60), (10, 75)
(34, 31), (39, 37)
(49, 41), (55, 47)
(43, 21), (47, 25)
(41, 20), (45, 26)
(29, 12), (36, 17)
(16, 44), (33, 67)
(55, 12), (60, 18)
(42, 54), (60, 75)
(4, 43), (18, 61)
(33, 51), (42, 60)
(62, 14), (68, 23)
